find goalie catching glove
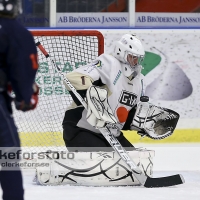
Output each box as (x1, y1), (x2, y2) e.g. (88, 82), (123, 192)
(131, 96), (180, 140)
(86, 85), (117, 128)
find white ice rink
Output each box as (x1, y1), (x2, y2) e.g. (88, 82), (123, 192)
(1, 144), (200, 200)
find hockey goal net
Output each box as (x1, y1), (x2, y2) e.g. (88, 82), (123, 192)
(13, 30), (104, 152)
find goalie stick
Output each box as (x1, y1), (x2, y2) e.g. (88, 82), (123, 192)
(35, 41), (184, 188)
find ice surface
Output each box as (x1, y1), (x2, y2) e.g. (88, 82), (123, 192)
(0, 144), (200, 200)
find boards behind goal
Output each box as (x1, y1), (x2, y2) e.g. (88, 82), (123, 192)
(13, 30), (104, 152)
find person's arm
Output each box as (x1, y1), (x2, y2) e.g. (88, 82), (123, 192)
(64, 61), (101, 105)
(64, 71), (94, 106)
(6, 23), (39, 111)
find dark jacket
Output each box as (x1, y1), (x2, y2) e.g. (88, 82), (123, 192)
(0, 18), (38, 104)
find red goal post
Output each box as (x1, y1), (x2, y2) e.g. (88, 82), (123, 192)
(13, 30), (104, 151)
(31, 30), (104, 56)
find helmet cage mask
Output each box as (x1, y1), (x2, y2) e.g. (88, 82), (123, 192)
(124, 51), (144, 67)
(123, 51), (144, 77)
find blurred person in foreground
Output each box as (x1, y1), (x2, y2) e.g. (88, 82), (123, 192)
(0, 0), (39, 199)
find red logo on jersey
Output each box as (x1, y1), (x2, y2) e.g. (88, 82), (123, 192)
(116, 106), (129, 123)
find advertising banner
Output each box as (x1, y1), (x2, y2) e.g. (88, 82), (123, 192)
(56, 13), (129, 27)
(56, 13), (200, 28)
(136, 13), (200, 27)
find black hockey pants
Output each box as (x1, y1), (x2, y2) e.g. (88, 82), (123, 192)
(63, 122), (134, 152)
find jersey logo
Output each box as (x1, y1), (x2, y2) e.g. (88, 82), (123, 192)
(113, 70), (122, 85)
(116, 106), (129, 123)
(119, 90), (137, 107)
(93, 60), (102, 69)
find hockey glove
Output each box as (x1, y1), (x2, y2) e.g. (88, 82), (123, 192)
(131, 96), (179, 140)
(86, 85), (117, 128)
(15, 83), (39, 112)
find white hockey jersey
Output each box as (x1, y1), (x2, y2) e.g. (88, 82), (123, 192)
(64, 53), (145, 134)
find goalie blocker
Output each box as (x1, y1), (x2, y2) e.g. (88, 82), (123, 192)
(132, 96), (180, 140)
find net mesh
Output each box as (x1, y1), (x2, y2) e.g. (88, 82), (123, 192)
(12, 31), (104, 152)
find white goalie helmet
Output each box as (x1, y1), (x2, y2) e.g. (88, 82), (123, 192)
(113, 34), (145, 77)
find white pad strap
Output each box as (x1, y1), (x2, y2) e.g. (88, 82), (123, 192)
(86, 86), (117, 128)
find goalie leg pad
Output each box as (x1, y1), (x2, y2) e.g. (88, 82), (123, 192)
(35, 150), (154, 186)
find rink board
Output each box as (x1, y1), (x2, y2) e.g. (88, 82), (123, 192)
(19, 129), (200, 147)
